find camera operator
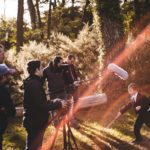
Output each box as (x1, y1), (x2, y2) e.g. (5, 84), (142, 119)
(63, 54), (80, 127)
(0, 64), (16, 150)
(22, 60), (67, 150)
(43, 56), (70, 127)
(43, 56), (66, 100)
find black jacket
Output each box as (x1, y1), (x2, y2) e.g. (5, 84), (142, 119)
(63, 62), (78, 85)
(43, 61), (65, 95)
(0, 82), (16, 133)
(120, 93), (150, 115)
(23, 75), (62, 129)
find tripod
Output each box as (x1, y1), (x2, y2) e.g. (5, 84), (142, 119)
(49, 109), (79, 150)
(63, 118), (79, 150)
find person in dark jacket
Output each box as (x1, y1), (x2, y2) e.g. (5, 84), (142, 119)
(43, 57), (68, 127)
(0, 64), (16, 150)
(63, 54), (80, 86)
(63, 55), (81, 128)
(23, 60), (67, 150)
(43, 56), (66, 100)
(63, 54), (80, 98)
(116, 83), (150, 143)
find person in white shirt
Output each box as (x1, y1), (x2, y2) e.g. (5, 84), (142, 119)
(116, 83), (150, 143)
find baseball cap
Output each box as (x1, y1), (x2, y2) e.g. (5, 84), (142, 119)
(0, 64), (16, 77)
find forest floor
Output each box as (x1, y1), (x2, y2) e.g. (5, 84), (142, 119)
(3, 104), (150, 150)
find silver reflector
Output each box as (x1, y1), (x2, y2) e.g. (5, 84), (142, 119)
(77, 93), (107, 109)
(107, 63), (128, 80)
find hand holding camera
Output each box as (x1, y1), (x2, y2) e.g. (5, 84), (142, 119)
(73, 81), (80, 87)
(61, 100), (71, 109)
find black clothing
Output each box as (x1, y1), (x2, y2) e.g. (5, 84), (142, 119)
(134, 111), (150, 140)
(43, 61), (65, 96)
(0, 82), (16, 150)
(63, 62), (77, 85)
(25, 127), (46, 150)
(120, 93), (150, 140)
(23, 74), (62, 129)
(43, 62), (69, 127)
(120, 93), (150, 114)
(23, 74), (62, 150)
(62, 62), (79, 102)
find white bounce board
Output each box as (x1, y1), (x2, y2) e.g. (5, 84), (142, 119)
(107, 63), (128, 80)
(77, 93), (107, 109)
(15, 107), (24, 117)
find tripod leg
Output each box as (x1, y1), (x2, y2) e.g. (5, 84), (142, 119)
(67, 123), (79, 150)
(63, 124), (67, 150)
(50, 127), (59, 150)
(67, 125), (73, 150)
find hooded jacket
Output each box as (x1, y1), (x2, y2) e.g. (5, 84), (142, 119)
(23, 75), (62, 129)
(43, 61), (65, 95)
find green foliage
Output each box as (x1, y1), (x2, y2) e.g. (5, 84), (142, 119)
(0, 18), (17, 49)
(43, 5), (83, 40)
(6, 24), (100, 81)
(95, 0), (123, 22)
(121, 1), (135, 33)
(3, 117), (26, 150)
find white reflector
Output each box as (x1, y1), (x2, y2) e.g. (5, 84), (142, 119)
(15, 107), (24, 117)
(107, 63), (128, 80)
(77, 93), (107, 109)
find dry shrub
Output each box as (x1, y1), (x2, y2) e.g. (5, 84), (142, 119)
(6, 24), (100, 85)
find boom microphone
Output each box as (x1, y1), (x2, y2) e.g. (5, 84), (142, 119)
(107, 63), (128, 80)
(77, 93), (107, 109)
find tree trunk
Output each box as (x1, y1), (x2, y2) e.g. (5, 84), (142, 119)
(132, 0), (150, 38)
(17, 0), (24, 52)
(97, 0), (124, 53)
(27, 0), (37, 30)
(53, 0), (56, 9)
(145, 0), (150, 12)
(134, 0), (140, 22)
(47, 0), (52, 41)
(93, 0), (126, 112)
(72, 0), (74, 7)
(36, 0), (42, 28)
(82, 0), (93, 25)
(62, 0), (65, 6)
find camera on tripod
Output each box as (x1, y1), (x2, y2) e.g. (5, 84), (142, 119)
(53, 97), (73, 117)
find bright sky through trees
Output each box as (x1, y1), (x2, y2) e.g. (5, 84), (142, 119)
(0, 0), (49, 22)
(0, 0), (30, 21)
(0, 0), (81, 23)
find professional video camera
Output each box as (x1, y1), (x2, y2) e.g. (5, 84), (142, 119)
(53, 97), (73, 117)
(60, 64), (70, 71)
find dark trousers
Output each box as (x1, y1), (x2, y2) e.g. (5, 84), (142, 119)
(0, 133), (2, 150)
(0, 117), (7, 150)
(25, 127), (45, 150)
(134, 111), (150, 140)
